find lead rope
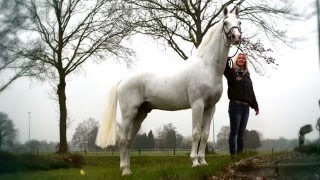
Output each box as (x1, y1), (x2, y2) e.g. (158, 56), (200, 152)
(228, 43), (241, 68)
(229, 42), (241, 58)
(228, 36), (242, 68)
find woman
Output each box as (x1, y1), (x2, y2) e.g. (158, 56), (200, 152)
(224, 53), (259, 158)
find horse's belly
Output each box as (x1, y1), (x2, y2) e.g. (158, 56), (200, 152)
(151, 97), (190, 111)
(145, 87), (190, 111)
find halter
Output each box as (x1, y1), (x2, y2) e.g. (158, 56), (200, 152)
(221, 16), (242, 45)
(221, 16), (242, 57)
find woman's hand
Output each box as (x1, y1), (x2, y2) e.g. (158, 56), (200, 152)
(255, 108), (259, 115)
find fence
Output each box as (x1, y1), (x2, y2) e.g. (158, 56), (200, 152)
(70, 149), (192, 156)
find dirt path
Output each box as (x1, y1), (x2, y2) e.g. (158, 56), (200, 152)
(210, 152), (320, 180)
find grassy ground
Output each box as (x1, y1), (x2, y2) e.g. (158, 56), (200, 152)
(0, 151), (257, 180)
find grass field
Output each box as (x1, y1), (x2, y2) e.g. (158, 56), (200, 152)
(0, 151), (257, 179)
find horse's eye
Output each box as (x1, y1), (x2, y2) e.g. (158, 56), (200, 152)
(224, 21), (228, 26)
(239, 21), (241, 25)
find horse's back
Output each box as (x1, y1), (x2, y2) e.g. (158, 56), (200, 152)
(118, 71), (191, 111)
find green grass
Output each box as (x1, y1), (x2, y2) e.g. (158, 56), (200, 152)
(0, 151), (258, 179)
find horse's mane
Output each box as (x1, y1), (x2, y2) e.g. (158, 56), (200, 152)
(197, 20), (223, 52)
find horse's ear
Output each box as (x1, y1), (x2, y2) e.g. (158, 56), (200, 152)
(223, 7), (228, 16)
(235, 6), (240, 17)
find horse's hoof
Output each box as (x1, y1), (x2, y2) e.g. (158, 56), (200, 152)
(199, 160), (208, 166)
(192, 160), (200, 167)
(198, 158), (208, 166)
(121, 168), (132, 176)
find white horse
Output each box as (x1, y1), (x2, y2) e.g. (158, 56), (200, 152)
(96, 7), (242, 176)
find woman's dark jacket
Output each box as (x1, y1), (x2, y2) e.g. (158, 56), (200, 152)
(224, 58), (259, 110)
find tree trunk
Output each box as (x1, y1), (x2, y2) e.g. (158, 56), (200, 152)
(57, 76), (68, 153)
(0, 132), (2, 149)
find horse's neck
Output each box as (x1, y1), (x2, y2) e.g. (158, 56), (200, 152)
(196, 24), (230, 75)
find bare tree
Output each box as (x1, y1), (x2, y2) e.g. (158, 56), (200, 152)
(13, 0), (134, 153)
(244, 129), (261, 150)
(0, 0), (35, 92)
(0, 112), (18, 149)
(216, 126), (230, 150)
(317, 0), (320, 63)
(72, 118), (99, 151)
(161, 123), (177, 149)
(125, 0), (300, 75)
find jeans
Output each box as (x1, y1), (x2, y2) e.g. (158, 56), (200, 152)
(228, 100), (250, 155)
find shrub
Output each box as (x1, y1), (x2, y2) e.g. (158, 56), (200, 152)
(64, 153), (85, 168)
(0, 151), (85, 174)
(294, 144), (320, 155)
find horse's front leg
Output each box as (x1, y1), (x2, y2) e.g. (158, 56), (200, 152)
(198, 106), (215, 166)
(190, 100), (204, 167)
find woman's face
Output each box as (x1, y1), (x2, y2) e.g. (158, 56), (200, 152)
(236, 54), (246, 67)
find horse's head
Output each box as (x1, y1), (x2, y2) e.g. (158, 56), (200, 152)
(222, 7), (242, 45)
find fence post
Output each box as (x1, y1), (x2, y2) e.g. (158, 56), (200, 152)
(112, 148), (114, 156)
(174, 148), (176, 155)
(272, 148), (274, 154)
(139, 149), (141, 155)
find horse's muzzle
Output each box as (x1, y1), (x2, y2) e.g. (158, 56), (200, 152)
(231, 29), (241, 45)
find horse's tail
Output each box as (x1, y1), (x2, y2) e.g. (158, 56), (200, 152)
(95, 82), (120, 148)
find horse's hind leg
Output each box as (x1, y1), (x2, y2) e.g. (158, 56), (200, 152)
(119, 107), (137, 176)
(190, 100), (205, 167)
(198, 106), (215, 166)
(119, 104), (149, 176)
(124, 107), (148, 174)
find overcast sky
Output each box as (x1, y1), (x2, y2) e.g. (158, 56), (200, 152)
(0, 1), (320, 144)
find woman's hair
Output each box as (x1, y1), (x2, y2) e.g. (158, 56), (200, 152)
(232, 53), (249, 73)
